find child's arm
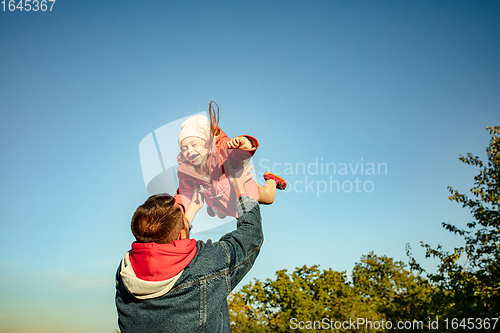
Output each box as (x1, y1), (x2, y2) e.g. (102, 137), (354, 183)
(216, 128), (259, 164)
(220, 135), (259, 161)
(227, 136), (253, 150)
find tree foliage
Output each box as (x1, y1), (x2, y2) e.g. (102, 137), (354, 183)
(352, 253), (433, 325)
(229, 253), (432, 332)
(407, 126), (500, 320)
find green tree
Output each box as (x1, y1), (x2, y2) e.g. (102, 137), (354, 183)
(229, 253), (433, 332)
(229, 265), (361, 332)
(352, 252), (433, 329)
(407, 126), (500, 322)
(229, 287), (269, 333)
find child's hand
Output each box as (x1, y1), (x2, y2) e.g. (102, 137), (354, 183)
(227, 136), (252, 150)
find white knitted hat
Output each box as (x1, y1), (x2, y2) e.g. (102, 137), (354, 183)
(178, 115), (210, 146)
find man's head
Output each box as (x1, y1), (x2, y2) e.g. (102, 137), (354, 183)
(131, 194), (189, 244)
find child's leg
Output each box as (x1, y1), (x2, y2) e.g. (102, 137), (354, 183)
(258, 180), (277, 204)
(258, 172), (287, 204)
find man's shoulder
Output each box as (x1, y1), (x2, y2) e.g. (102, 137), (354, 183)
(169, 239), (230, 287)
(192, 239), (229, 261)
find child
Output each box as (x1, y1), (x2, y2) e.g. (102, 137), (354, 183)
(175, 101), (286, 224)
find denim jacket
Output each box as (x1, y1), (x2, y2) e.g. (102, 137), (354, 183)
(115, 196), (262, 333)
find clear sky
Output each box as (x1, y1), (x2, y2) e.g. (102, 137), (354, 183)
(1, 1), (499, 332)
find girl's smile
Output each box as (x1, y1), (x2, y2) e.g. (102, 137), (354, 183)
(180, 137), (209, 167)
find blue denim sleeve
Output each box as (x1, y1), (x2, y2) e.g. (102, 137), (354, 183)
(219, 195), (263, 291)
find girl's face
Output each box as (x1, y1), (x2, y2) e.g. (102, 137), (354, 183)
(180, 137), (209, 166)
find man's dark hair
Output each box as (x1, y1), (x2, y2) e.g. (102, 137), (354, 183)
(131, 194), (184, 244)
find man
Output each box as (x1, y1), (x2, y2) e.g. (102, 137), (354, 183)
(115, 165), (262, 332)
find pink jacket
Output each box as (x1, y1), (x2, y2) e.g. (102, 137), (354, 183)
(174, 128), (259, 219)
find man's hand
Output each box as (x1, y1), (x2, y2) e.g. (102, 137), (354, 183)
(190, 189), (204, 211)
(227, 136), (252, 150)
(185, 189), (204, 223)
(227, 162), (254, 196)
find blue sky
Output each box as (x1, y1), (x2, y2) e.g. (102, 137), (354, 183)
(1, 1), (499, 332)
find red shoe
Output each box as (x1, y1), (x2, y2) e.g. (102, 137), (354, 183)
(264, 172), (287, 190)
(207, 206), (216, 217)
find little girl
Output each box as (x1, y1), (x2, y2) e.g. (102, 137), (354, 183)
(174, 101), (286, 224)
